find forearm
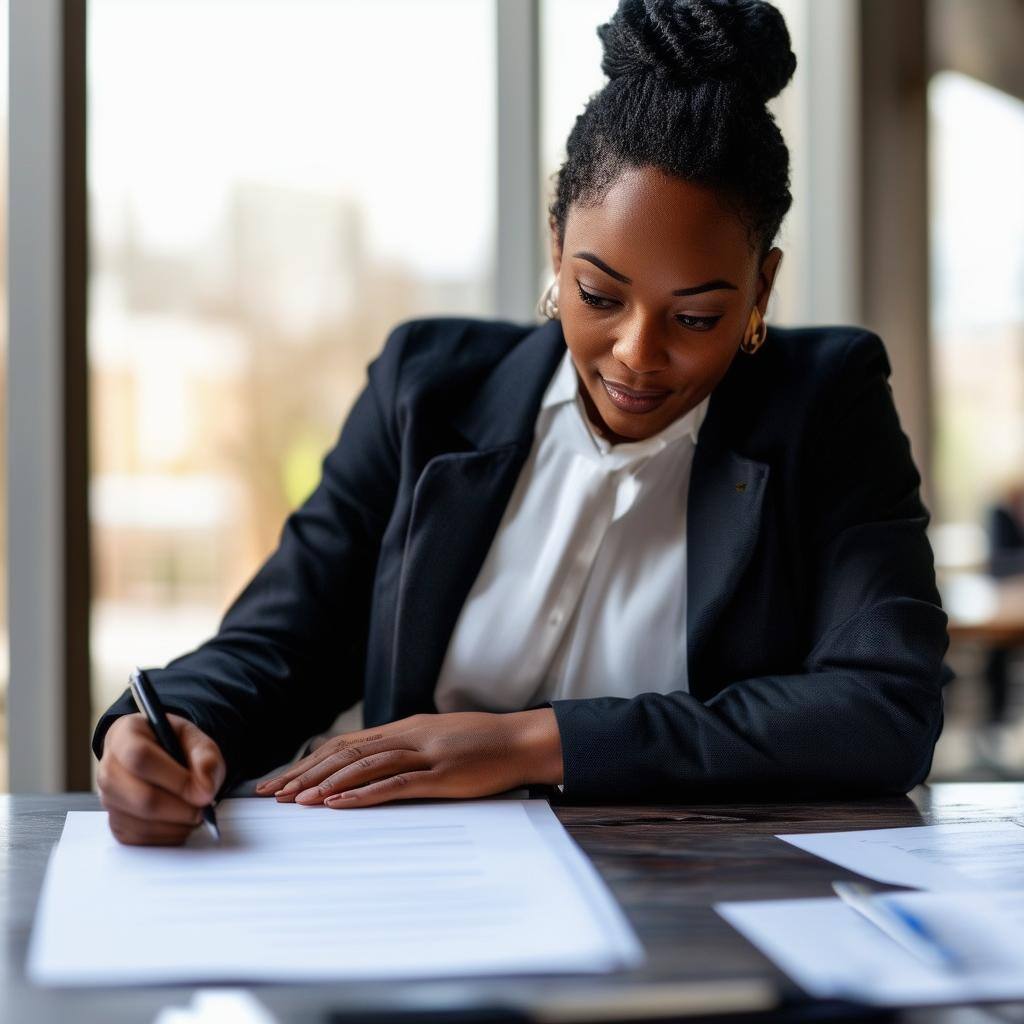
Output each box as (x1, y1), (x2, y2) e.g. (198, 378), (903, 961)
(92, 640), (357, 793)
(548, 600), (948, 802)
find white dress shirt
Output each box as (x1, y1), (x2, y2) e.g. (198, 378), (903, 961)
(433, 346), (709, 788)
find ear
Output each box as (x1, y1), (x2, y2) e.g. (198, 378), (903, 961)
(548, 215), (563, 278)
(755, 247), (784, 315)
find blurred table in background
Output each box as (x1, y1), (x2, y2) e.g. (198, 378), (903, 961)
(945, 573), (1024, 645)
(938, 573), (1024, 781)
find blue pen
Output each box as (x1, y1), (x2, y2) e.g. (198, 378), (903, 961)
(831, 881), (962, 971)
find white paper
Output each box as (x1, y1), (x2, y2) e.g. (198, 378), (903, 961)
(779, 820), (1024, 890)
(28, 798), (644, 986)
(717, 889), (1024, 1005)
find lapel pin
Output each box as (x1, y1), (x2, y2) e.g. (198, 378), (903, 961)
(735, 482), (747, 493)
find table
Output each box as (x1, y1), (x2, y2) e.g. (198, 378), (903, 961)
(943, 574), (1024, 734)
(3, 785), (1023, 1024)
(945, 575), (1024, 646)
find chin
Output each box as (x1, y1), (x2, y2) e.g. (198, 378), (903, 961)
(601, 408), (662, 442)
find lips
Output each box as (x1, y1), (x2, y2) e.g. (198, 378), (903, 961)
(601, 378), (670, 399)
(600, 376), (671, 415)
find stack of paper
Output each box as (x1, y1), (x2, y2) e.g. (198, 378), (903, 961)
(717, 820), (1024, 1005)
(28, 798), (644, 985)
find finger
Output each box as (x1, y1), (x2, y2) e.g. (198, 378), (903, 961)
(295, 749), (425, 804)
(256, 740), (349, 794)
(285, 743), (414, 801)
(323, 770), (436, 809)
(106, 807), (196, 847)
(109, 720), (195, 800)
(99, 757), (204, 826)
(109, 714), (224, 808)
(272, 738), (398, 799)
(179, 720), (226, 806)
(255, 731), (391, 794)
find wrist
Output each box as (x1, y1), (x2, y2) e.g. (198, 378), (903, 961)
(511, 708), (564, 787)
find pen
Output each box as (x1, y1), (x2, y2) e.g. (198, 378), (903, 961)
(831, 881), (960, 971)
(129, 667), (221, 841)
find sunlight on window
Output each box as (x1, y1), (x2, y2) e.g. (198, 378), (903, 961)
(930, 71), (1024, 533)
(0, 2), (8, 792)
(87, 0), (497, 753)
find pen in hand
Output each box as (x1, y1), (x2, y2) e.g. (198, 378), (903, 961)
(129, 667), (221, 841)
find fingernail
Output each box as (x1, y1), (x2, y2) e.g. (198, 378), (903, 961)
(295, 788), (320, 804)
(326, 792), (356, 806)
(279, 779), (301, 795)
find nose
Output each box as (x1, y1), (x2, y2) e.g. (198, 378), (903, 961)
(610, 314), (671, 375)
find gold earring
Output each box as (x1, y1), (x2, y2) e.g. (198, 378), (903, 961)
(538, 279), (560, 320)
(740, 307), (767, 355)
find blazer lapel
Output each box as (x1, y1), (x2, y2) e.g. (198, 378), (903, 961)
(686, 354), (770, 698)
(387, 318), (566, 719)
(384, 316), (771, 717)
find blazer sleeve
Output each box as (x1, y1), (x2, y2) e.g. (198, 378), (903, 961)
(90, 320), (410, 794)
(543, 331), (950, 802)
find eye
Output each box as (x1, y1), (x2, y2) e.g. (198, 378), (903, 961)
(674, 313), (722, 331)
(576, 280), (722, 331)
(575, 281), (615, 309)
(675, 313), (722, 331)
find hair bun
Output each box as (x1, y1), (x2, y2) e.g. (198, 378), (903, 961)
(598, 0), (797, 104)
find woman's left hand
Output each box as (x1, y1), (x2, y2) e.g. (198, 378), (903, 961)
(253, 709), (563, 808)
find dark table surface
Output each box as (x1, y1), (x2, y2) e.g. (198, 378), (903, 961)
(3, 784), (1024, 1024)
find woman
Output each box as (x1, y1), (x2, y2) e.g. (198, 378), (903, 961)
(94, 0), (948, 846)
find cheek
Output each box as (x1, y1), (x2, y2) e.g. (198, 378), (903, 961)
(670, 338), (738, 391)
(561, 317), (605, 359)
(561, 338), (609, 392)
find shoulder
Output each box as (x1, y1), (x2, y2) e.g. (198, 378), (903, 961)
(705, 322), (896, 460)
(743, 323), (893, 424)
(759, 323), (891, 391)
(367, 315), (533, 401)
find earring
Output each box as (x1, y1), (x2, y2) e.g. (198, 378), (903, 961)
(740, 307), (767, 355)
(538, 279), (560, 320)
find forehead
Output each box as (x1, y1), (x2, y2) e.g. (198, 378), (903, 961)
(564, 165), (755, 285)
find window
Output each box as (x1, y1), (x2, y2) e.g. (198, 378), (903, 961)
(0, 1), (8, 791)
(929, 71), (1024, 530)
(87, 0), (497, 750)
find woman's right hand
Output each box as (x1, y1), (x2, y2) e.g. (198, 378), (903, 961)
(97, 712), (226, 846)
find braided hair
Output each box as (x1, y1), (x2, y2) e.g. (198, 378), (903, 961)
(548, 0), (797, 260)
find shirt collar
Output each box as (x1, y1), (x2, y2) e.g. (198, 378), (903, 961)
(540, 345), (709, 452)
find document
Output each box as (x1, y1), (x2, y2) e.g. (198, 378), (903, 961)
(778, 820), (1024, 890)
(714, 821), (1024, 1005)
(27, 798), (645, 985)
(717, 889), (1024, 1005)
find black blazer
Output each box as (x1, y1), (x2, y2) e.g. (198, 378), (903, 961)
(92, 315), (950, 802)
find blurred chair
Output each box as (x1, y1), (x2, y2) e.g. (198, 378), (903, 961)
(982, 485), (1024, 725)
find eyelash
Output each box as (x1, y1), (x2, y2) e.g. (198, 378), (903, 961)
(575, 281), (722, 332)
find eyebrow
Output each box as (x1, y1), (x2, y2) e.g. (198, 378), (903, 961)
(572, 251), (738, 296)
